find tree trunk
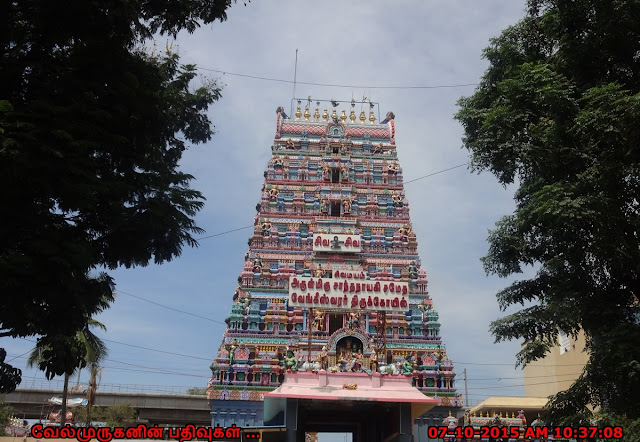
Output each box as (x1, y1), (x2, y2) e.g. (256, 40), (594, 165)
(60, 373), (69, 426)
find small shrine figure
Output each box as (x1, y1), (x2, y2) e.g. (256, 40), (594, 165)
(340, 164), (349, 181)
(284, 350), (298, 372)
(401, 354), (414, 375)
(387, 162), (399, 174)
(314, 265), (325, 278)
(318, 345), (328, 370)
(273, 156), (283, 168)
(299, 160), (307, 181)
(342, 198), (352, 214)
(369, 348), (377, 372)
(392, 191), (404, 207)
(252, 256), (263, 273)
(233, 285), (241, 301)
(268, 187), (279, 200)
(353, 349), (363, 372)
(347, 312), (360, 329)
(312, 310), (325, 331)
(261, 220), (272, 237)
(408, 261), (419, 279)
(322, 163), (331, 181)
(240, 293), (252, 311)
(285, 138), (295, 149)
(320, 196), (329, 213)
(398, 224), (410, 242)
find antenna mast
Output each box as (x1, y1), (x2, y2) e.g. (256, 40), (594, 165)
(292, 49), (298, 100)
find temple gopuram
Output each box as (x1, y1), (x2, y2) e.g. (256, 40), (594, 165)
(207, 100), (463, 439)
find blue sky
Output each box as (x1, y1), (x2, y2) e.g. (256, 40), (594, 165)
(4, 0), (551, 411)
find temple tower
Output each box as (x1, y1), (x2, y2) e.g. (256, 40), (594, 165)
(207, 100), (461, 432)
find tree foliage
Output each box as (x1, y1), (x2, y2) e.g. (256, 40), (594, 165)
(456, 0), (640, 422)
(0, 0), (240, 392)
(0, 400), (14, 436)
(28, 318), (108, 426)
(75, 403), (137, 428)
(186, 386), (207, 395)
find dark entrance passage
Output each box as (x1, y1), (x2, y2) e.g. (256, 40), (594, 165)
(288, 398), (413, 442)
(327, 313), (344, 334)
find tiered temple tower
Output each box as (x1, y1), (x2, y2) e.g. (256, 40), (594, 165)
(207, 100), (462, 429)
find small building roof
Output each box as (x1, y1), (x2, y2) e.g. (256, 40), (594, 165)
(265, 371), (440, 421)
(469, 396), (549, 424)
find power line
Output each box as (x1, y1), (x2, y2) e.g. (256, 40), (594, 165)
(107, 359), (209, 379)
(115, 289), (226, 326)
(198, 225), (255, 240)
(192, 162), (469, 242)
(102, 338), (212, 361)
(197, 66), (478, 90)
(403, 163), (467, 184)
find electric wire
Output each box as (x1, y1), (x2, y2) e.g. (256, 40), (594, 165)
(115, 289), (226, 326)
(196, 66), (478, 90)
(102, 338), (212, 361)
(8, 351), (584, 382)
(191, 162), (470, 242)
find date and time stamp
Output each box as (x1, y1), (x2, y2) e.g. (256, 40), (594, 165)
(28, 423), (625, 440)
(427, 424), (624, 440)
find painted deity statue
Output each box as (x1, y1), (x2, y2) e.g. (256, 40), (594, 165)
(342, 198), (352, 214)
(317, 346), (328, 370)
(352, 350), (363, 372)
(284, 350), (298, 372)
(312, 310), (325, 331)
(261, 220), (272, 237)
(401, 354), (414, 375)
(392, 191), (404, 207)
(408, 261), (419, 279)
(252, 256), (263, 273)
(347, 312), (360, 329)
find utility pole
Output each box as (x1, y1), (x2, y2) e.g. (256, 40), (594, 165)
(463, 368), (469, 407)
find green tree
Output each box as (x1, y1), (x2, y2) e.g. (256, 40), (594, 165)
(28, 318), (108, 426)
(186, 387), (207, 395)
(0, 0), (244, 392)
(456, 0), (640, 426)
(0, 400), (14, 436)
(75, 403), (138, 428)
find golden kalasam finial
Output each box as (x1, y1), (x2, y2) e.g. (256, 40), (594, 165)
(349, 110), (356, 122)
(359, 110), (366, 123)
(314, 108), (320, 121)
(369, 110), (376, 124)
(304, 107), (310, 121)
(331, 108), (337, 120)
(340, 110), (347, 122)
(295, 107), (302, 120)
(322, 108), (329, 121)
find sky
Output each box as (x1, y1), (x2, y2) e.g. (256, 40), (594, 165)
(3, 0), (556, 413)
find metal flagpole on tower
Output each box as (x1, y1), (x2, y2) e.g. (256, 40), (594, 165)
(292, 49), (298, 100)
(464, 368), (469, 407)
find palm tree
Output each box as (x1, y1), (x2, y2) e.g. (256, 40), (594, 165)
(28, 319), (107, 427)
(85, 364), (103, 427)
